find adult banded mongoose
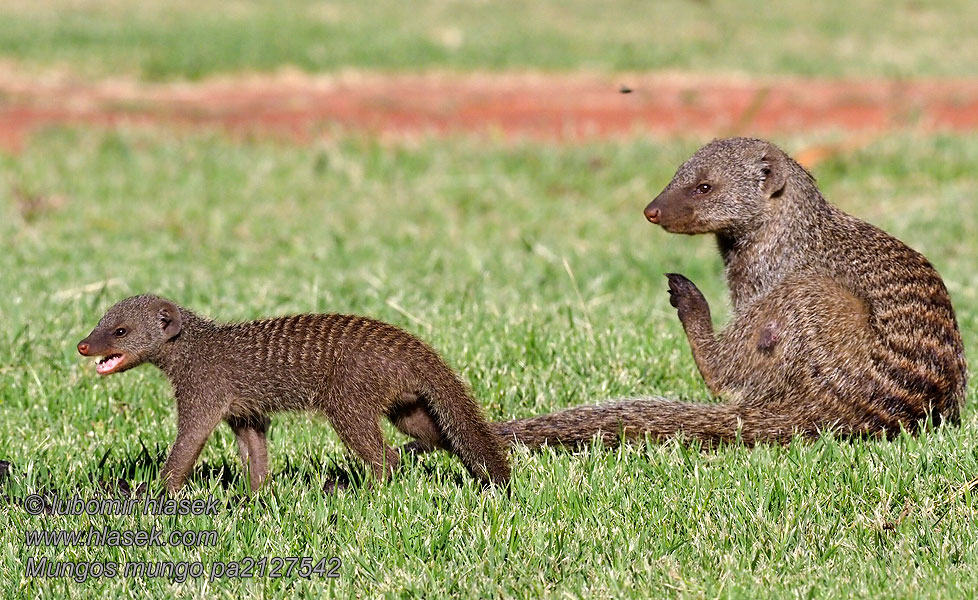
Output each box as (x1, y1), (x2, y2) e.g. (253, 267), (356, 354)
(77, 295), (510, 492)
(496, 137), (967, 447)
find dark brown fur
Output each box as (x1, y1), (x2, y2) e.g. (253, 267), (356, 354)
(495, 137), (967, 448)
(77, 295), (510, 492)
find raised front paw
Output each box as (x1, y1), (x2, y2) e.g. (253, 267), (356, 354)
(665, 273), (709, 321)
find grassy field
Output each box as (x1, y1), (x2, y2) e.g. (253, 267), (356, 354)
(3, 3), (977, 598)
(1, 0), (977, 79)
(1, 130), (977, 598)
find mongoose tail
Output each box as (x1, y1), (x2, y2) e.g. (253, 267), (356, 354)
(495, 398), (826, 449)
(416, 374), (512, 485)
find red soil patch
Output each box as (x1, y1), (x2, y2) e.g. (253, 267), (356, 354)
(2, 69), (978, 152)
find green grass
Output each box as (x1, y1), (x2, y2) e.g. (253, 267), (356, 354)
(1, 0), (978, 79)
(1, 130), (978, 598)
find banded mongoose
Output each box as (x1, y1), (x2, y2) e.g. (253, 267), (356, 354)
(496, 137), (967, 447)
(77, 295), (510, 492)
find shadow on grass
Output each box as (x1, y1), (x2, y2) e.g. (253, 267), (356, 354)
(0, 436), (476, 516)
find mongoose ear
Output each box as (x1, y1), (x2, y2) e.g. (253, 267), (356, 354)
(760, 153), (787, 198)
(157, 301), (183, 340)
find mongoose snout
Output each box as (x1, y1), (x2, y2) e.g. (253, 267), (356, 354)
(78, 338), (125, 375)
(643, 204), (660, 224)
(642, 188), (706, 234)
(77, 337), (131, 375)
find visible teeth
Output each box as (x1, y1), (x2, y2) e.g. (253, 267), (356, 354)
(95, 354), (124, 374)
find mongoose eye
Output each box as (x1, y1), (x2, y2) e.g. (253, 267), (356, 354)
(113, 328), (128, 338)
(695, 183), (712, 194)
(761, 167), (771, 177)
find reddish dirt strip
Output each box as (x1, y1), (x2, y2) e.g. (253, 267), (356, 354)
(2, 70), (978, 150)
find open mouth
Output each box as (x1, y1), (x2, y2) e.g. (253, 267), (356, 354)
(95, 353), (126, 375)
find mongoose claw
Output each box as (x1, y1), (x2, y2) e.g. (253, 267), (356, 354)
(665, 273), (709, 323)
(665, 273), (698, 308)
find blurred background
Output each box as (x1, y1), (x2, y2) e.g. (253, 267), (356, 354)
(1, 0), (978, 151)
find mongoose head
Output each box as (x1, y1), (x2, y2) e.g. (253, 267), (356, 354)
(644, 137), (795, 235)
(77, 294), (182, 375)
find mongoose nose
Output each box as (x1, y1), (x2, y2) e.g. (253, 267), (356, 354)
(644, 206), (661, 224)
(77, 342), (90, 356)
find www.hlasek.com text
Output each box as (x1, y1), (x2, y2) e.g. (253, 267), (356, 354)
(25, 526), (218, 548)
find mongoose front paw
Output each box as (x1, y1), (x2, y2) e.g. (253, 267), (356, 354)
(665, 273), (710, 324)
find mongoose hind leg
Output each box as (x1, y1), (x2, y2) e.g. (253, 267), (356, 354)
(389, 400), (447, 456)
(715, 274), (892, 434)
(226, 415), (271, 492)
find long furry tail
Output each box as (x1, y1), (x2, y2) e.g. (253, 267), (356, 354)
(421, 375), (511, 485)
(494, 397), (820, 448)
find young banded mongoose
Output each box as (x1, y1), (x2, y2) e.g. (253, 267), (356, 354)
(496, 137), (967, 447)
(76, 295), (510, 492)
